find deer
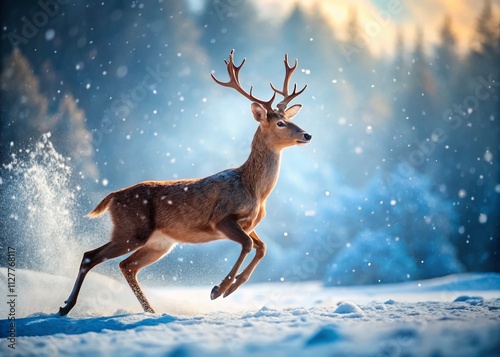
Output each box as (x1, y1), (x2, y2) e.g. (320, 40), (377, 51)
(58, 50), (311, 316)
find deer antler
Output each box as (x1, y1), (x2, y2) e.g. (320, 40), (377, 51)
(211, 50), (276, 113)
(271, 54), (307, 113)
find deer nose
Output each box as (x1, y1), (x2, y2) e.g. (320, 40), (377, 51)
(303, 133), (312, 141)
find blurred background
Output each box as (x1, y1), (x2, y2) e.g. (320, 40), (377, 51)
(1, 0), (499, 287)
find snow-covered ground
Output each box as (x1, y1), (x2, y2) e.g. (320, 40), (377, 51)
(1, 269), (499, 357)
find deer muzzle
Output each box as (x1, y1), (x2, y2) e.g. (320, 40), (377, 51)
(297, 132), (312, 145)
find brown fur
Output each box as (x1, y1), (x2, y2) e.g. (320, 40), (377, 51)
(58, 53), (311, 316)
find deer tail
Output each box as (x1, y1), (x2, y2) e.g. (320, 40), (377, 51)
(86, 192), (115, 218)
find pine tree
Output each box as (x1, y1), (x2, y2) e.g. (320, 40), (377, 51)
(391, 30), (407, 107)
(342, 6), (364, 65)
(0, 49), (48, 163)
(404, 28), (437, 140)
(435, 16), (456, 82)
(448, 1), (500, 273)
(51, 95), (98, 179)
(474, 0), (496, 56)
(0, 49), (97, 179)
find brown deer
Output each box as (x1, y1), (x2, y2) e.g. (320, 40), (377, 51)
(59, 50), (311, 316)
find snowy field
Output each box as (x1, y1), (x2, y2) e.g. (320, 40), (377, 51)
(1, 269), (499, 357)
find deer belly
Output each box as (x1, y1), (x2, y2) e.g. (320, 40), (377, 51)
(157, 227), (226, 244)
(238, 207), (266, 233)
(145, 231), (178, 252)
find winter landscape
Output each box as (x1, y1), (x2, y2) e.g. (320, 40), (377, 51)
(1, 0), (500, 356)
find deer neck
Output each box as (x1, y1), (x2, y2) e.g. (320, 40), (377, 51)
(240, 127), (281, 200)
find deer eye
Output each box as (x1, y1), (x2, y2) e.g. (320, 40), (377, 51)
(277, 120), (286, 128)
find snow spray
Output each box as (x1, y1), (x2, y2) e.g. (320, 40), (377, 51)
(1, 133), (83, 276)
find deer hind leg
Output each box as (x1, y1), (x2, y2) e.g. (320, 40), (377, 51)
(59, 240), (141, 316)
(119, 233), (175, 313)
(222, 230), (267, 298)
(211, 218), (253, 300)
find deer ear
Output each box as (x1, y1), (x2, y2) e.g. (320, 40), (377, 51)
(251, 102), (267, 122)
(285, 104), (302, 119)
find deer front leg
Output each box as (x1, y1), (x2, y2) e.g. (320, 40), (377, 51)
(211, 218), (253, 300)
(222, 231), (267, 298)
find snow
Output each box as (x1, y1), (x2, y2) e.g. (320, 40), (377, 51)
(1, 269), (499, 356)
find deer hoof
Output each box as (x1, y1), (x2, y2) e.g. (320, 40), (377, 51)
(58, 299), (75, 316)
(58, 306), (69, 317)
(210, 286), (221, 300)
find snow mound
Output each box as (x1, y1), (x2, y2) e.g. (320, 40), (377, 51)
(334, 301), (365, 316)
(453, 295), (485, 305)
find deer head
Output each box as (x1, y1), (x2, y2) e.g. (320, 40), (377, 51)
(211, 50), (311, 150)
